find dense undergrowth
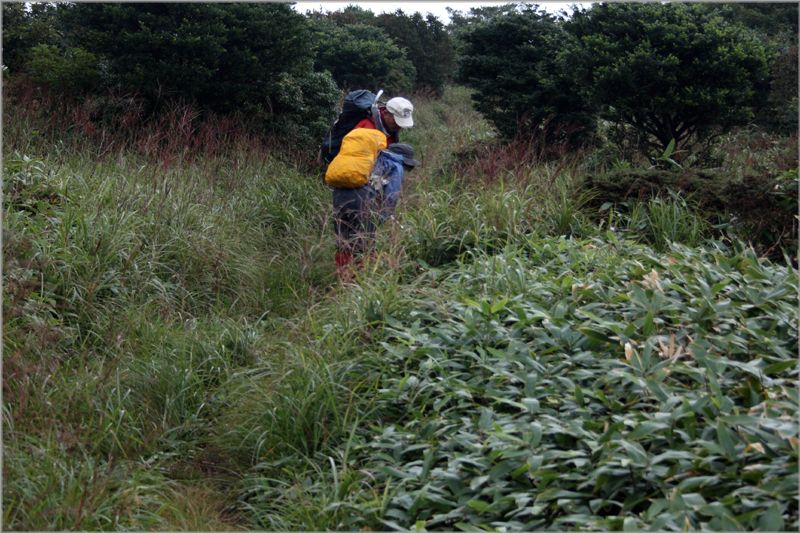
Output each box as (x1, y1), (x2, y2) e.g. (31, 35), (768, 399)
(245, 239), (796, 531)
(3, 86), (798, 530)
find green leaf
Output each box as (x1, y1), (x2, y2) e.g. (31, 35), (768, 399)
(618, 439), (649, 466)
(757, 503), (784, 532)
(716, 420), (737, 458)
(663, 138), (676, 158)
(466, 499), (491, 513)
(530, 422), (542, 448)
(762, 359), (796, 375)
(574, 385), (584, 407)
(381, 466), (412, 479)
(490, 298), (509, 315)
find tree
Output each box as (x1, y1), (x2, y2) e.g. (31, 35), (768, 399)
(26, 44), (100, 95)
(712, 3), (798, 39)
(375, 10), (455, 95)
(456, 4), (596, 145)
(565, 3), (773, 152)
(62, 3), (315, 113)
(325, 5), (376, 26)
(711, 3), (799, 134)
(309, 18), (415, 94)
(2, 2), (63, 74)
(447, 3), (520, 31)
(46, 2), (343, 147)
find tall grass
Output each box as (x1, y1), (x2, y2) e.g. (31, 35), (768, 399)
(3, 107), (336, 527)
(4, 84), (775, 530)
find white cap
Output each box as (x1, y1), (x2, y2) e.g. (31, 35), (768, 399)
(386, 97), (414, 128)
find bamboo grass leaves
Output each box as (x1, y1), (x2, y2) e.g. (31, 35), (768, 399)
(354, 240), (798, 530)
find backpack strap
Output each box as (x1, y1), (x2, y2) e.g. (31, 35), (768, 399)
(371, 89), (389, 136)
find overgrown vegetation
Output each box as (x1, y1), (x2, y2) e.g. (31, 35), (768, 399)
(4, 83), (797, 530)
(453, 2), (793, 158)
(240, 238), (797, 531)
(3, 2), (798, 530)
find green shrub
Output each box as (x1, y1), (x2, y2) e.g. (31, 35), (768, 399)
(565, 3), (772, 154)
(309, 19), (416, 94)
(54, 3), (338, 149)
(234, 237), (799, 530)
(455, 5), (595, 146)
(26, 44), (100, 94)
(375, 10), (456, 95)
(585, 166), (797, 259)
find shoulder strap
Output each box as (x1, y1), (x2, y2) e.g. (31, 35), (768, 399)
(371, 89), (389, 136)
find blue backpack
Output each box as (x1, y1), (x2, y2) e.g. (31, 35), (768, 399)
(370, 149), (405, 221)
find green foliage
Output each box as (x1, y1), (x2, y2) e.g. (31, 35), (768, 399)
(268, 69), (341, 149)
(4, 84), (797, 532)
(308, 7), (455, 95)
(712, 3), (798, 39)
(310, 18), (415, 94)
(26, 44), (100, 95)
(375, 10), (456, 95)
(456, 4), (596, 145)
(349, 240), (798, 530)
(1, 2), (62, 74)
(565, 3), (773, 153)
(234, 238), (798, 530)
(585, 165), (798, 259)
(760, 44), (798, 134)
(1, 143), (337, 528)
(3, 433), (176, 529)
(64, 3), (311, 109)
(39, 3), (335, 148)
(641, 194), (709, 252)
(447, 3), (522, 31)
(324, 5), (377, 26)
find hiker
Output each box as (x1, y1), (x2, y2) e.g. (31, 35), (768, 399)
(327, 140), (420, 281)
(320, 91), (414, 166)
(322, 91), (415, 281)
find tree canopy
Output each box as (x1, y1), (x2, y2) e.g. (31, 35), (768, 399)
(309, 17), (416, 94)
(2, 1), (791, 152)
(456, 4), (596, 145)
(564, 2), (773, 151)
(375, 10), (455, 95)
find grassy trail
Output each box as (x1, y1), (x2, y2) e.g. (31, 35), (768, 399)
(3, 87), (797, 530)
(2, 87), (490, 529)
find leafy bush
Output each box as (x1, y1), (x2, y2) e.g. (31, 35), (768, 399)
(711, 3), (798, 133)
(565, 3), (772, 154)
(761, 44), (799, 134)
(237, 237), (798, 530)
(456, 5), (596, 146)
(266, 70), (341, 150)
(1, 2), (62, 74)
(375, 10), (456, 95)
(25, 44), (100, 95)
(355, 242), (798, 530)
(45, 3), (337, 149)
(585, 167), (798, 260)
(63, 4), (310, 109)
(309, 18), (416, 94)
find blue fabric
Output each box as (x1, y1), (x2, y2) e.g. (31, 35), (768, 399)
(371, 150), (405, 220)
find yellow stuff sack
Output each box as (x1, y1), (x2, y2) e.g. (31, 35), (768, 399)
(325, 128), (387, 188)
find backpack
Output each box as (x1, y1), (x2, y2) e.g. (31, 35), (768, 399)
(320, 89), (384, 165)
(324, 128), (388, 189)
